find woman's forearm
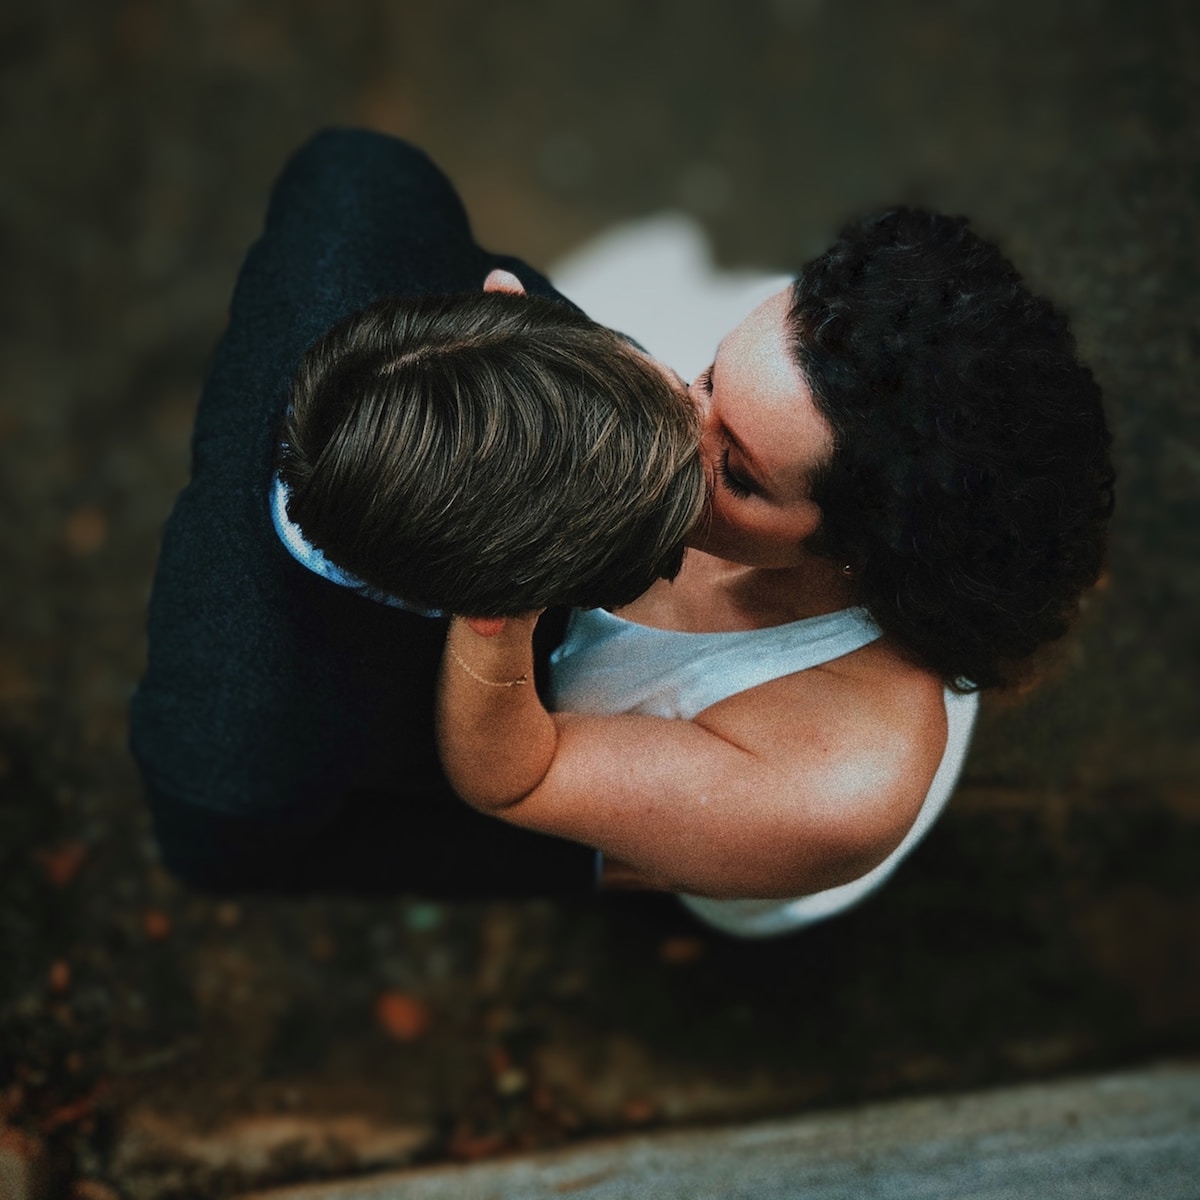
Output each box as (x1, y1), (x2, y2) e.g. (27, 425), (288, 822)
(435, 615), (558, 810)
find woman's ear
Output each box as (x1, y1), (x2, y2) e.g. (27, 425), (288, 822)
(482, 268), (526, 295)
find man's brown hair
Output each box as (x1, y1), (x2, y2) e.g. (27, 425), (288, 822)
(278, 291), (705, 616)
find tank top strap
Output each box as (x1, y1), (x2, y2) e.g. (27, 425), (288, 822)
(548, 605), (883, 720)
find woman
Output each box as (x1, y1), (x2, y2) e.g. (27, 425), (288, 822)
(438, 210), (1114, 935)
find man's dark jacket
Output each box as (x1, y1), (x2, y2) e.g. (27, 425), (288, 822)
(130, 130), (594, 896)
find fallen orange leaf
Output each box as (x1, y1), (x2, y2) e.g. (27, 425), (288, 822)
(447, 1128), (506, 1162)
(40, 1080), (109, 1134)
(374, 991), (430, 1042)
(621, 1097), (659, 1124)
(64, 506), (109, 555)
(141, 910), (171, 940)
(38, 842), (88, 888)
(658, 936), (707, 965)
(48, 959), (71, 993)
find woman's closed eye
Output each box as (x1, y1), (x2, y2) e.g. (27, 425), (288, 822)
(695, 366), (714, 395)
(717, 445), (755, 498)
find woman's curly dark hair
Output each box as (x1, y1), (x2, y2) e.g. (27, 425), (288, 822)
(792, 208), (1114, 691)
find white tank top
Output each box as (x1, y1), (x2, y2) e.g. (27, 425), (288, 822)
(549, 605), (979, 937)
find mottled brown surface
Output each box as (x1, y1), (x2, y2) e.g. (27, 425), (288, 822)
(1, 2), (1197, 1196)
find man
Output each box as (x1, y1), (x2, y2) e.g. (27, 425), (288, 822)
(131, 129), (698, 897)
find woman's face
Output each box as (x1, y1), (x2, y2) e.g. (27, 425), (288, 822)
(686, 288), (833, 568)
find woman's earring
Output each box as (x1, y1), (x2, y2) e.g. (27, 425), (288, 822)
(841, 563), (856, 578)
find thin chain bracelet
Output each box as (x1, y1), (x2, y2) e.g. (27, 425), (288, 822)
(447, 644), (530, 688)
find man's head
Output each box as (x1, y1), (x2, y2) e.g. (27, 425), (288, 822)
(688, 208), (1114, 690)
(278, 290), (705, 617)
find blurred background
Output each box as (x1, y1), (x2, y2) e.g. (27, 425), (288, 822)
(1, 1), (1197, 1195)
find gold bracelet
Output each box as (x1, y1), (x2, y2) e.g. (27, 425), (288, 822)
(447, 644), (530, 688)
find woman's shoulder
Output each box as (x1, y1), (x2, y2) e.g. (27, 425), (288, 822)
(696, 638), (949, 884)
(706, 632), (945, 739)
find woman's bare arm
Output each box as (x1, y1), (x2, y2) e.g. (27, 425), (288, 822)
(437, 613), (558, 807)
(436, 615), (946, 899)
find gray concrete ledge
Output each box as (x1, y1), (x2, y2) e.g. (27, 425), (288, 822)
(239, 1061), (1200, 1200)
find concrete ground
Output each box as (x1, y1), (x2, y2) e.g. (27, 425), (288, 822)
(238, 1063), (1200, 1200)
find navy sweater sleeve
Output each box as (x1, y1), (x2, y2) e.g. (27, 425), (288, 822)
(129, 130), (594, 896)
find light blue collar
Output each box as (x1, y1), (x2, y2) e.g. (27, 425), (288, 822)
(270, 473), (442, 617)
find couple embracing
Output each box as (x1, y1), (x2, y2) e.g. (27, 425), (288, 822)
(131, 129), (1112, 937)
